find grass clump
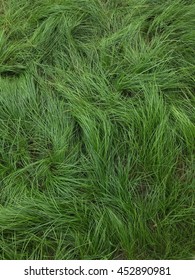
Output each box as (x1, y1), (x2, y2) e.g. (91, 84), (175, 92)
(0, 0), (194, 260)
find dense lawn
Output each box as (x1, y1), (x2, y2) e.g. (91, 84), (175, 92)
(0, 0), (194, 259)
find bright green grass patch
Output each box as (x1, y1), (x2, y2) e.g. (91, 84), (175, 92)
(0, 0), (194, 259)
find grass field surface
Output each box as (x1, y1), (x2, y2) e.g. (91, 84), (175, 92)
(0, 0), (194, 259)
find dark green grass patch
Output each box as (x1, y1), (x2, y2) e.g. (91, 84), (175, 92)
(0, 0), (194, 260)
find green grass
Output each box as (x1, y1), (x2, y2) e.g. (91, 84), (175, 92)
(0, 0), (194, 260)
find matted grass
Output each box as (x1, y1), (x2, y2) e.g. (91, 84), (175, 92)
(0, 0), (194, 259)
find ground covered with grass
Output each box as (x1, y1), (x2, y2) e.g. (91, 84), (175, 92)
(0, 0), (194, 260)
